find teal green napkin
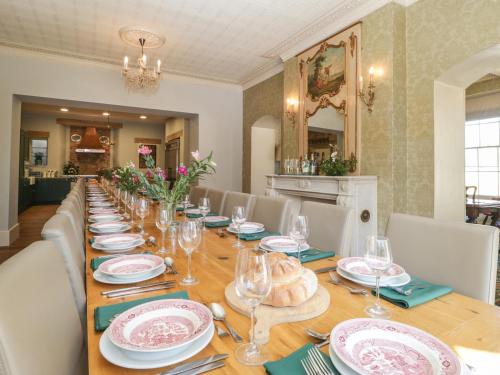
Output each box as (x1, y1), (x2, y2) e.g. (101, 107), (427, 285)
(90, 252), (152, 271)
(205, 219), (232, 228)
(287, 248), (335, 263)
(176, 205), (197, 212)
(238, 231), (280, 241)
(264, 343), (340, 375)
(186, 212), (217, 219)
(374, 276), (453, 308)
(94, 290), (189, 332)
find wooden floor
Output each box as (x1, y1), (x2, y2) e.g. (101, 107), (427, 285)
(0, 204), (58, 264)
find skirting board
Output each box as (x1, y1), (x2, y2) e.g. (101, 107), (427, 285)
(0, 223), (20, 246)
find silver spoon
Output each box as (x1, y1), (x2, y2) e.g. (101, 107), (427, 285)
(209, 303), (243, 343)
(164, 257), (178, 274)
(305, 328), (330, 341)
(328, 271), (368, 295)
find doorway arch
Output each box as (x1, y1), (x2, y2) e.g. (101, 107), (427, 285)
(434, 44), (500, 220)
(250, 115), (281, 196)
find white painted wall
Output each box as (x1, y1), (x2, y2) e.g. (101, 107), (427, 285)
(251, 127), (276, 196)
(0, 46), (242, 243)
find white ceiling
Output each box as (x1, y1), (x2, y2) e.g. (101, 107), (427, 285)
(0, 0), (404, 85)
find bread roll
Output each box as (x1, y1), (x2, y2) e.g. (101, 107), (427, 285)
(263, 253), (318, 307)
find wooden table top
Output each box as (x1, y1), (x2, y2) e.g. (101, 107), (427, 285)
(86, 201), (500, 374)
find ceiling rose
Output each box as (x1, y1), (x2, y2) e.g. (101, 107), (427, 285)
(119, 26), (166, 49)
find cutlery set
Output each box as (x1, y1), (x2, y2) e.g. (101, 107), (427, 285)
(158, 353), (229, 375)
(102, 280), (176, 298)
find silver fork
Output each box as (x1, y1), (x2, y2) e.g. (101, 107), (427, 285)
(301, 357), (315, 375)
(328, 271), (368, 295)
(216, 325), (229, 338)
(308, 346), (334, 375)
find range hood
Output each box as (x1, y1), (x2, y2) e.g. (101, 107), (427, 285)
(75, 127), (106, 154)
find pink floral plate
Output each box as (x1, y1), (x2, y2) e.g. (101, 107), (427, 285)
(89, 201), (114, 207)
(89, 221), (131, 234)
(203, 216), (229, 223)
(331, 318), (461, 375)
(93, 233), (144, 248)
(108, 299), (213, 354)
(88, 208), (118, 214)
(99, 254), (164, 279)
(228, 222), (265, 233)
(88, 213), (123, 223)
(337, 257), (406, 283)
(260, 236), (309, 253)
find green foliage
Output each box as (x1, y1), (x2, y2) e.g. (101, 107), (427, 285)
(63, 161), (79, 175)
(113, 162), (142, 194)
(319, 154), (357, 176)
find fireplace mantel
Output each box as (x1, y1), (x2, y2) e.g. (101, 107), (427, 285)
(266, 174), (377, 256)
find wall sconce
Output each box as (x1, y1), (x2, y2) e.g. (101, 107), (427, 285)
(359, 66), (382, 113)
(286, 97), (298, 124)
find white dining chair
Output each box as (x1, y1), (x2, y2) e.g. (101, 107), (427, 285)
(386, 213), (499, 304)
(250, 195), (291, 233)
(0, 241), (87, 375)
(189, 186), (208, 206)
(57, 199), (85, 245)
(221, 191), (256, 218)
(206, 188), (226, 215)
(300, 201), (354, 257)
(41, 214), (86, 329)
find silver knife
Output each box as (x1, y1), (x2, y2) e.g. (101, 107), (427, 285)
(159, 354), (228, 375)
(106, 284), (175, 298)
(314, 265), (337, 274)
(101, 280), (175, 295)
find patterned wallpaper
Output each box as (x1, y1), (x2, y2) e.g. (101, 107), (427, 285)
(243, 0), (500, 230)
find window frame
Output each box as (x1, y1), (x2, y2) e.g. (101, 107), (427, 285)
(29, 137), (49, 167)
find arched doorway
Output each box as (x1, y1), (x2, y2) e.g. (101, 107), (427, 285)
(250, 115), (281, 196)
(434, 44), (500, 221)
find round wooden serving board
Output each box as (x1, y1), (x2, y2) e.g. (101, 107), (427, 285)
(224, 281), (330, 344)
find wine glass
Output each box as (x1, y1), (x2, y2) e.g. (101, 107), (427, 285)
(121, 190), (129, 217)
(178, 221), (202, 285)
(114, 187), (121, 210)
(127, 194), (137, 225)
(199, 197), (210, 231)
(182, 194), (191, 219)
(234, 248), (272, 365)
(135, 197), (150, 236)
(288, 215), (310, 263)
(364, 235), (393, 319)
(156, 205), (173, 255)
(232, 206), (246, 249)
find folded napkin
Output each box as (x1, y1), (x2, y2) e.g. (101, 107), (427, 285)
(186, 212), (217, 219)
(176, 205), (197, 212)
(287, 248), (335, 263)
(374, 276), (453, 309)
(238, 231), (281, 241)
(205, 219), (232, 228)
(264, 343), (340, 375)
(94, 290), (189, 332)
(90, 252), (152, 271)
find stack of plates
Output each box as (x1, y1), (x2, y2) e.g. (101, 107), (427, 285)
(203, 216), (230, 223)
(176, 203), (195, 209)
(99, 299), (214, 369)
(329, 318), (465, 375)
(88, 213), (123, 223)
(87, 196), (109, 202)
(184, 208), (201, 215)
(88, 208), (118, 214)
(93, 254), (165, 284)
(89, 201), (114, 208)
(336, 257), (411, 287)
(227, 222), (265, 234)
(89, 221), (131, 234)
(91, 233), (145, 252)
(259, 236), (309, 253)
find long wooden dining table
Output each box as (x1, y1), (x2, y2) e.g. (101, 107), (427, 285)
(86, 201), (500, 374)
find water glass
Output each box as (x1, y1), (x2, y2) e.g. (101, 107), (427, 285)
(232, 206), (246, 249)
(199, 197), (210, 231)
(156, 205), (173, 255)
(178, 221), (202, 285)
(121, 190), (129, 217)
(182, 194), (191, 219)
(135, 197), (150, 236)
(288, 215), (309, 263)
(127, 194), (137, 225)
(234, 248), (272, 365)
(364, 235), (393, 319)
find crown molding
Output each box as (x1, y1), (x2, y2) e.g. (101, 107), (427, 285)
(241, 60), (284, 90)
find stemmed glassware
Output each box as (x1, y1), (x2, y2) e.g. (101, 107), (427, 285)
(114, 187), (121, 210)
(127, 194), (137, 225)
(178, 221), (202, 285)
(156, 204), (173, 255)
(121, 190), (129, 217)
(364, 235), (393, 319)
(199, 197), (210, 231)
(288, 215), (310, 263)
(135, 197), (150, 237)
(234, 248), (272, 365)
(232, 206), (246, 249)
(182, 194), (191, 220)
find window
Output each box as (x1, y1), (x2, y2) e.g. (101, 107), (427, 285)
(465, 117), (500, 197)
(30, 138), (48, 166)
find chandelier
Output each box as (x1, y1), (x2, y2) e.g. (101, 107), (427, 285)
(119, 27), (165, 91)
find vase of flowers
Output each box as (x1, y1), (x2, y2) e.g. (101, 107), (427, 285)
(137, 145), (216, 208)
(319, 147), (357, 176)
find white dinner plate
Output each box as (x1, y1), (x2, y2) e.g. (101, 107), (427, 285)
(337, 257), (407, 284)
(228, 222), (265, 233)
(330, 318), (462, 375)
(227, 226), (265, 235)
(176, 203), (195, 209)
(203, 216), (229, 223)
(99, 323), (214, 369)
(259, 236), (309, 253)
(99, 254), (164, 279)
(89, 201), (114, 207)
(92, 264), (166, 284)
(88, 208), (118, 214)
(91, 239), (145, 252)
(93, 233), (143, 248)
(184, 208), (201, 215)
(88, 214), (123, 223)
(328, 345), (357, 375)
(336, 267), (411, 287)
(89, 222), (131, 234)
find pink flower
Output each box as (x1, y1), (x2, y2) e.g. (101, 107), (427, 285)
(191, 150), (201, 161)
(132, 176), (139, 184)
(126, 161), (136, 168)
(138, 145), (152, 156)
(145, 170), (153, 179)
(155, 167), (167, 180)
(177, 165), (188, 176)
